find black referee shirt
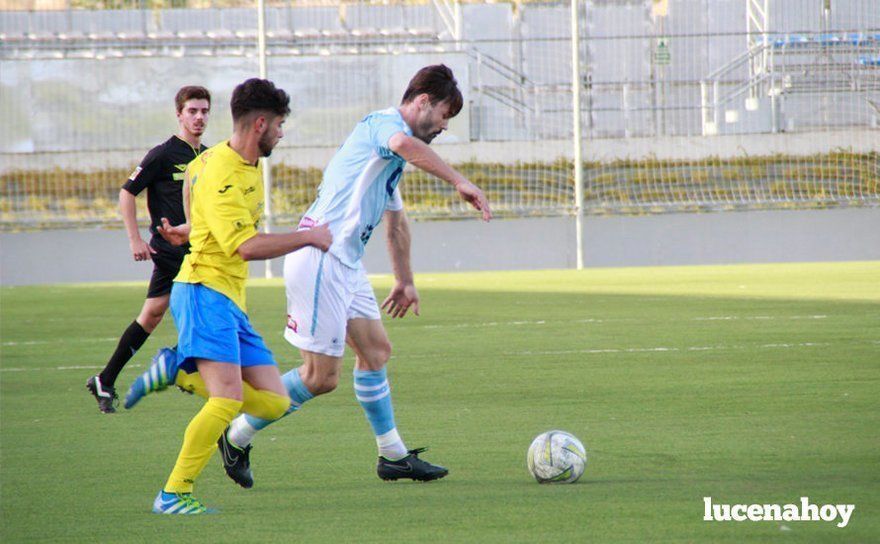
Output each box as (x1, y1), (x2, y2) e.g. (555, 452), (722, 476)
(122, 135), (207, 255)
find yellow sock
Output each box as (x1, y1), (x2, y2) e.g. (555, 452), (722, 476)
(176, 370), (290, 420)
(164, 396), (242, 494)
(175, 369), (209, 398)
(243, 387), (290, 420)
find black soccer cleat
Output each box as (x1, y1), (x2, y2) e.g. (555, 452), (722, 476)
(218, 427), (253, 489)
(86, 375), (118, 414)
(377, 447), (449, 482)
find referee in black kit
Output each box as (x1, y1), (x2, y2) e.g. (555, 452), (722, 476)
(87, 85), (211, 413)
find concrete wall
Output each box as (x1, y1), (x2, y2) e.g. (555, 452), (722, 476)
(2, 208), (878, 286)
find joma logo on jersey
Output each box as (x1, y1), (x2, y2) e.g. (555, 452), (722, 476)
(244, 186), (256, 195)
(218, 185), (233, 194)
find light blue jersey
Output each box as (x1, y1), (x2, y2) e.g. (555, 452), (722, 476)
(299, 107), (409, 268)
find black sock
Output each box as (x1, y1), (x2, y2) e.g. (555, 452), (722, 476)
(99, 320), (150, 387)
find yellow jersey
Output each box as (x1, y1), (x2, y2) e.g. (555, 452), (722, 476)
(175, 141), (263, 312)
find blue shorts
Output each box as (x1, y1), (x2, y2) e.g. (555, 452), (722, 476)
(170, 282), (276, 372)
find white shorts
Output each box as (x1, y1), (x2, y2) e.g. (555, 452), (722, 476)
(283, 247), (381, 357)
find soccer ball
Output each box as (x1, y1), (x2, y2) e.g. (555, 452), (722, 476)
(527, 430), (587, 484)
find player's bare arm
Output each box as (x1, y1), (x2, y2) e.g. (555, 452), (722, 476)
(236, 224), (333, 261)
(382, 208), (419, 318)
(388, 133), (492, 222)
(119, 188), (157, 261)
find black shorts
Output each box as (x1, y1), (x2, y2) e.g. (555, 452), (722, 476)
(147, 250), (185, 299)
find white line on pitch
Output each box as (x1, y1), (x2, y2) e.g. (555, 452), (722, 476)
(0, 363), (145, 373)
(693, 315), (827, 321)
(1, 337), (119, 347)
(511, 342), (835, 356)
(415, 314), (828, 330)
(1, 316), (833, 346)
(4, 340), (877, 371)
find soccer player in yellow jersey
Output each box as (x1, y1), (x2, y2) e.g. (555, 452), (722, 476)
(123, 78), (332, 514)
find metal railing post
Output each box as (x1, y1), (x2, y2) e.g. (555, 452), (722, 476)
(571, 0), (584, 270)
(700, 79), (709, 135)
(257, 0), (273, 279)
(712, 79), (720, 131)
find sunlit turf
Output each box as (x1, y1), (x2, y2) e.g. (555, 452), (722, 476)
(2, 262), (878, 542)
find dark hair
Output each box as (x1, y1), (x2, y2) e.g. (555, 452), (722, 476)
(175, 85), (211, 113)
(230, 78), (291, 124)
(400, 64), (463, 117)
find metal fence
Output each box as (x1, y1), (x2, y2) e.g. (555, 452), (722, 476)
(1, 0), (878, 234)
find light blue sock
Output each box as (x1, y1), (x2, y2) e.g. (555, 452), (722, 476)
(354, 367), (407, 459)
(244, 367), (315, 430)
(227, 367), (314, 446)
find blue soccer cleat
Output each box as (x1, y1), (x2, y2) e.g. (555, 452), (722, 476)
(152, 491), (214, 514)
(124, 347), (179, 409)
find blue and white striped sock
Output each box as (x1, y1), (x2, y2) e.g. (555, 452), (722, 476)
(227, 367), (314, 447)
(354, 367), (407, 460)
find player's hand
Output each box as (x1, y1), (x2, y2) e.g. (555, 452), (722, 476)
(455, 179), (492, 222)
(157, 217), (191, 246)
(130, 237), (156, 262)
(381, 282), (420, 319)
(307, 223), (333, 252)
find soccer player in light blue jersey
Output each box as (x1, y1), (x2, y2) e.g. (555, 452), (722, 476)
(219, 65), (491, 485)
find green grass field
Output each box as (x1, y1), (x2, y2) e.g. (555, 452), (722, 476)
(2, 262), (878, 543)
